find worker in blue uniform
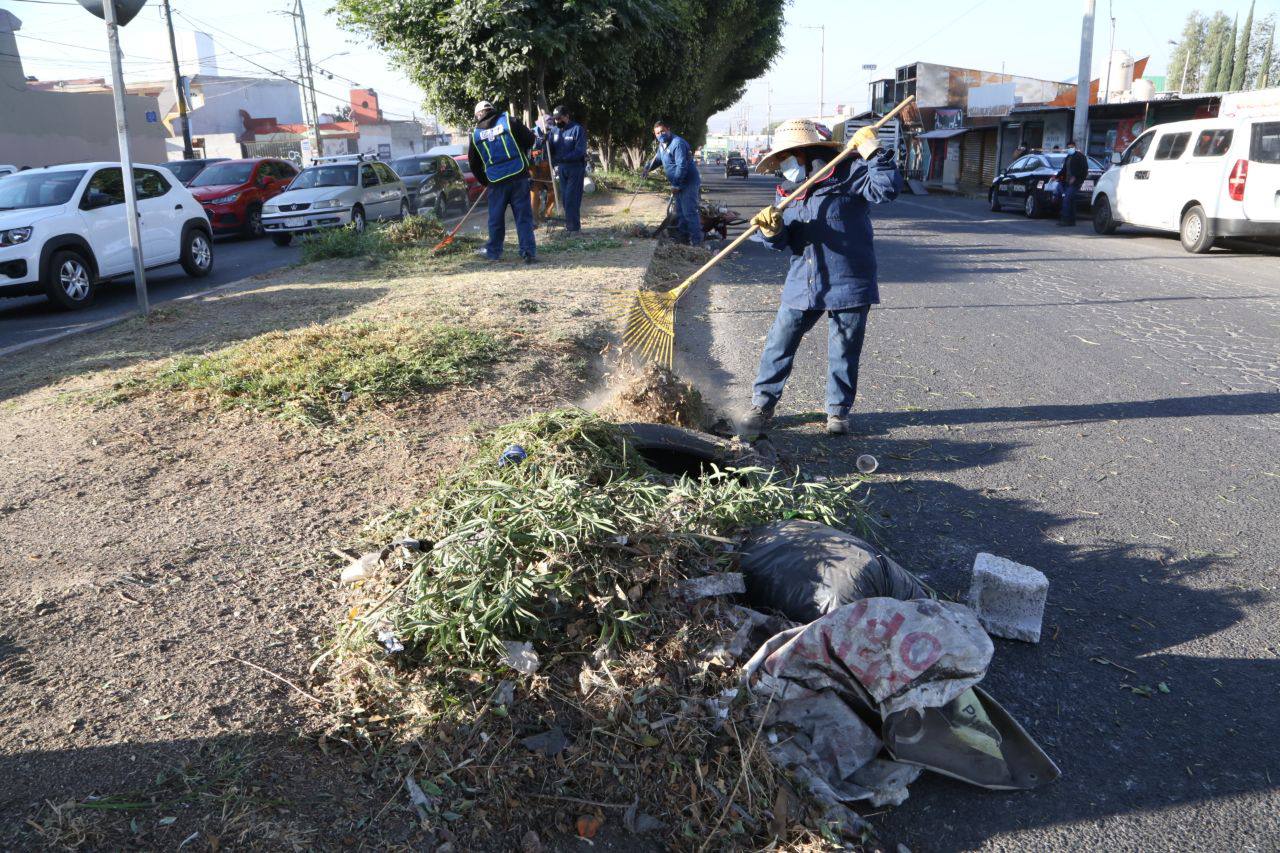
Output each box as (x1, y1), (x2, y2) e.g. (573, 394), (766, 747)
(537, 105), (588, 232)
(642, 120), (702, 246)
(467, 100), (537, 263)
(740, 119), (902, 438)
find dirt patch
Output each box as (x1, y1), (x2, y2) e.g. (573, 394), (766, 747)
(598, 362), (709, 429)
(0, 192), (670, 849)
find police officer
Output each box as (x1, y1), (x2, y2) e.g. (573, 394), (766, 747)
(467, 100), (538, 263)
(538, 105), (588, 232)
(740, 119), (902, 438)
(643, 120), (702, 246)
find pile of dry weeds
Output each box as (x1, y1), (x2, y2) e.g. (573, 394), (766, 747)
(319, 410), (868, 850)
(598, 362), (709, 429)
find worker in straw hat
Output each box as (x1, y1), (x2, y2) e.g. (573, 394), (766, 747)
(468, 99), (538, 263)
(739, 119), (902, 439)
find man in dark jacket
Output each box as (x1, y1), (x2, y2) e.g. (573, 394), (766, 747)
(467, 100), (538, 262)
(1056, 140), (1089, 226)
(642, 120), (702, 246)
(537, 105), (588, 232)
(740, 119), (902, 439)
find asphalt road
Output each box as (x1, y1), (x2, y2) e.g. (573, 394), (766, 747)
(684, 173), (1280, 850)
(0, 233), (303, 354)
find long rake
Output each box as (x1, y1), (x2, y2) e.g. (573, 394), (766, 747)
(430, 187), (488, 253)
(615, 95), (915, 366)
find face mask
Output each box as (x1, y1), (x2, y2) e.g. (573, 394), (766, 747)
(780, 156), (804, 183)
(1066, 146), (1076, 154)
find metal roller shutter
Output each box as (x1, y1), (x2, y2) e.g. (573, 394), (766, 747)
(960, 131), (983, 188)
(979, 129), (999, 187)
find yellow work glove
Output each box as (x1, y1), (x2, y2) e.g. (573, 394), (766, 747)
(852, 126), (881, 159)
(751, 205), (783, 237)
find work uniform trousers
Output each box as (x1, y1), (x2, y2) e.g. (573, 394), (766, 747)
(485, 175), (537, 260)
(673, 181), (703, 246)
(752, 305), (871, 416)
(556, 162), (586, 231)
(1058, 183), (1079, 225)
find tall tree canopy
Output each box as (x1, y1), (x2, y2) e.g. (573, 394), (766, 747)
(1168, 12), (1206, 93)
(1231, 1), (1254, 91)
(333, 0), (786, 167)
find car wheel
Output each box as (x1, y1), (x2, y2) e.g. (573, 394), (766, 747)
(1093, 196), (1119, 235)
(43, 248), (95, 310)
(1024, 192), (1043, 218)
(271, 233), (293, 247)
(1180, 204), (1214, 253)
(243, 204), (264, 238)
(351, 205), (366, 233)
(400, 199), (411, 220)
(989, 188), (1002, 212)
(181, 227), (214, 277)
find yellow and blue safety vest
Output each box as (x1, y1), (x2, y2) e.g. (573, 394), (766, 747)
(472, 113), (528, 183)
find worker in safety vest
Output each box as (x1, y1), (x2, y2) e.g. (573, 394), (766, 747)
(467, 100), (538, 263)
(536, 105), (588, 232)
(642, 120), (702, 246)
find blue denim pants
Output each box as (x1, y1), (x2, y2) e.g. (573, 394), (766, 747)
(752, 304), (871, 416)
(485, 175), (536, 259)
(557, 162), (585, 231)
(673, 181), (703, 245)
(1059, 182), (1078, 224)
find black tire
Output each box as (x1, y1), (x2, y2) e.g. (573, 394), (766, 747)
(1024, 192), (1044, 219)
(1093, 195), (1119, 235)
(1180, 204), (1214, 253)
(180, 227), (214, 278)
(43, 248), (95, 310)
(243, 204), (264, 238)
(399, 199), (411, 220)
(351, 205), (366, 233)
(271, 233), (293, 247)
(989, 188), (1002, 212)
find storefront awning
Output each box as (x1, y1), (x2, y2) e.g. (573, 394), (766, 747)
(917, 127), (969, 139)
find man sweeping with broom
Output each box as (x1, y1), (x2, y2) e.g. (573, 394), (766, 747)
(739, 119), (902, 439)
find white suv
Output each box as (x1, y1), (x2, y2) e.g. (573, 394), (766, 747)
(1091, 116), (1280, 252)
(0, 162), (214, 309)
(261, 156), (409, 246)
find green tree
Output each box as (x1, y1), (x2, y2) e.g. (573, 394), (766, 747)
(1212, 15), (1238, 90)
(1168, 12), (1206, 92)
(1231, 1), (1254, 90)
(1203, 11), (1231, 91)
(1246, 13), (1276, 88)
(1259, 26), (1276, 88)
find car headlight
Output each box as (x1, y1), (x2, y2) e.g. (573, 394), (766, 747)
(263, 204), (278, 213)
(208, 192), (240, 205)
(0, 226), (32, 247)
(314, 198), (346, 209)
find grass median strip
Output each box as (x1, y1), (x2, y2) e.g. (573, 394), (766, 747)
(149, 321), (505, 425)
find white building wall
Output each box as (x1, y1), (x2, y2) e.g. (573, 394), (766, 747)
(186, 78), (303, 137)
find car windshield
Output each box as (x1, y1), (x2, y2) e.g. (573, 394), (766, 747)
(728, 158), (745, 165)
(0, 170), (86, 210)
(1043, 153), (1104, 171)
(288, 165), (357, 189)
(190, 162), (255, 187)
(392, 158), (425, 177)
(166, 160), (212, 183)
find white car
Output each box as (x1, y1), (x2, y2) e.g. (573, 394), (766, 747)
(1091, 116), (1280, 252)
(0, 162), (214, 309)
(261, 157), (409, 246)
(0, 165), (17, 178)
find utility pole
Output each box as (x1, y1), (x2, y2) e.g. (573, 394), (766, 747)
(1072, 0), (1095, 149)
(801, 25), (826, 118)
(160, 0), (193, 159)
(766, 83), (772, 149)
(288, 0), (322, 160)
(101, 0), (149, 315)
(1102, 0), (1116, 104)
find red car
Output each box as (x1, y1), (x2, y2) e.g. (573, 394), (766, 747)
(452, 155), (484, 204)
(188, 158), (299, 237)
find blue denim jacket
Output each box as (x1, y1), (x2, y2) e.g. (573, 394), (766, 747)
(646, 134), (700, 189)
(757, 151), (902, 310)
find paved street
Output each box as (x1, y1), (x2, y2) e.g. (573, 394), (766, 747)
(0, 234), (302, 353)
(684, 173), (1280, 849)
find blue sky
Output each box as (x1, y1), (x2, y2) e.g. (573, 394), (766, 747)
(7, 0), (1276, 132)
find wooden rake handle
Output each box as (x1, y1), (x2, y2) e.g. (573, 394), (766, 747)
(431, 187), (488, 252)
(668, 95), (915, 301)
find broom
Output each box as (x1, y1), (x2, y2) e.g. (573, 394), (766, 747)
(430, 187), (488, 253)
(623, 145), (658, 213)
(616, 96), (915, 367)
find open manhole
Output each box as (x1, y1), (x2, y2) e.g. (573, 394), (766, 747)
(618, 422), (759, 478)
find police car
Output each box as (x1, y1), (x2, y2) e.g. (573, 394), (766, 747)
(988, 151), (1105, 218)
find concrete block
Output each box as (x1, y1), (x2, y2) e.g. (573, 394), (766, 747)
(968, 553), (1047, 643)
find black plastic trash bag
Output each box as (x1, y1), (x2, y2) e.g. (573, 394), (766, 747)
(739, 520), (929, 623)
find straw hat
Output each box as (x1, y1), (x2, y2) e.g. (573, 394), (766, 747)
(756, 118), (843, 172)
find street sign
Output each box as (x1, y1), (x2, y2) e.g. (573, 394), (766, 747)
(76, 0), (148, 26)
(145, 110), (158, 123)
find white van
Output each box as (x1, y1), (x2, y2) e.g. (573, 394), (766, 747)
(1090, 116), (1280, 252)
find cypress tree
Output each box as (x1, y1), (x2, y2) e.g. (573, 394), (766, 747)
(1231, 2), (1254, 91)
(1260, 32), (1274, 88)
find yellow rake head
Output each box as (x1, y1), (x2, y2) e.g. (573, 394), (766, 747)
(612, 287), (679, 367)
